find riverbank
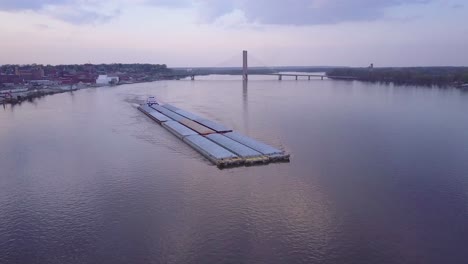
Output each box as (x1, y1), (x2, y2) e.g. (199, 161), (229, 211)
(326, 67), (468, 88)
(0, 77), (190, 106)
(1, 89), (75, 105)
(1, 82), (135, 105)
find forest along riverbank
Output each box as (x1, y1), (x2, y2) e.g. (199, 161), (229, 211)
(326, 67), (468, 88)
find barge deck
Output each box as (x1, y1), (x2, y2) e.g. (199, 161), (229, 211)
(138, 103), (290, 168)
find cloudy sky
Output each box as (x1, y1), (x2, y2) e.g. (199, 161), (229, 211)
(0, 0), (466, 67)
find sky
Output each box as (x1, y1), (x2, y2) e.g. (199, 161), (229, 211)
(0, 0), (467, 67)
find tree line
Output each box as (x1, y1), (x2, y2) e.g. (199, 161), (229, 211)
(0, 63), (171, 75)
(326, 67), (468, 87)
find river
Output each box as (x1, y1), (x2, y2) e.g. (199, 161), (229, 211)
(1, 75), (468, 264)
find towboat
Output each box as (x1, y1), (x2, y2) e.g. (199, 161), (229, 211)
(146, 96), (158, 106)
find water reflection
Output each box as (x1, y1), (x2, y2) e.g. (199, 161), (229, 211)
(242, 80), (249, 133)
(1, 78), (468, 264)
(242, 80), (248, 106)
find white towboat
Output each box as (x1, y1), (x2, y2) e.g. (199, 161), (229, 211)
(146, 96), (159, 106)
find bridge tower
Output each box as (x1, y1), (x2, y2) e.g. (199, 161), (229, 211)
(243, 50), (248, 81)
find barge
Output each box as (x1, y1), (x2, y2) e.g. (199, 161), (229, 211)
(138, 101), (290, 168)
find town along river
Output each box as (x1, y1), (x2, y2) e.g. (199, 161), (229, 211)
(1, 75), (468, 264)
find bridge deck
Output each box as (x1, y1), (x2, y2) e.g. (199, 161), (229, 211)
(250, 73), (324, 77)
(162, 73), (356, 79)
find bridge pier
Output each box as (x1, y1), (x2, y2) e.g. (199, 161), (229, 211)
(278, 75), (282, 81)
(243, 50), (248, 81)
(308, 76), (311, 81)
(321, 76), (324, 80)
(191, 75), (195, 81)
(295, 76), (298, 81)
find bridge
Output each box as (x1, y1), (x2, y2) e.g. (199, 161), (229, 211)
(251, 73), (356, 80)
(162, 50), (356, 81)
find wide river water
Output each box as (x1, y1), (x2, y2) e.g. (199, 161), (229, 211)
(1, 75), (468, 264)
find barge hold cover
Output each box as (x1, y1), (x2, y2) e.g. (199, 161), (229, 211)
(147, 111), (171, 124)
(138, 102), (290, 167)
(162, 121), (198, 139)
(206, 134), (261, 158)
(180, 119), (216, 135)
(206, 134), (269, 164)
(183, 135), (242, 167)
(224, 132), (283, 155)
(150, 105), (186, 122)
(162, 104), (180, 112)
(194, 118), (232, 133)
(174, 109), (203, 121)
(139, 104), (157, 114)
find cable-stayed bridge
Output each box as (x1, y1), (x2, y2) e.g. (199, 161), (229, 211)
(163, 50), (356, 81)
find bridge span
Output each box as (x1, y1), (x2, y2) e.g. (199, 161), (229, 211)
(250, 73), (356, 81)
(162, 50), (356, 81)
(162, 72), (356, 81)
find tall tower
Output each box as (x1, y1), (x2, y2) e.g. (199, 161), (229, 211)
(242, 50), (248, 81)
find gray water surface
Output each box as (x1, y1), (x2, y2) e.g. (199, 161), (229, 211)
(1, 76), (468, 264)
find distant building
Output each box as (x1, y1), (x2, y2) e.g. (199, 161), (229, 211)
(15, 66), (44, 80)
(45, 68), (59, 77)
(30, 80), (59, 86)
(96, 75), (119, 86)
(84, 64), (96, 74)
(0, 74), (21, 84)
(32, 67), (45, 79)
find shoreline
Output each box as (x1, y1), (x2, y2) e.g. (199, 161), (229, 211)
(3, 75), (467, 107)
(327, 76), (468, 89)
(1, 89), (73, 105)
(326, 67), (468, 89)
(0, 80), (157, 106)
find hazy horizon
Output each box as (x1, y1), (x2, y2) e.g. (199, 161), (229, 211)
(0, 0), (467, 67)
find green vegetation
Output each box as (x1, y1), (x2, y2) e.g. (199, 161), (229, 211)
(326, 67), (468, 87)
